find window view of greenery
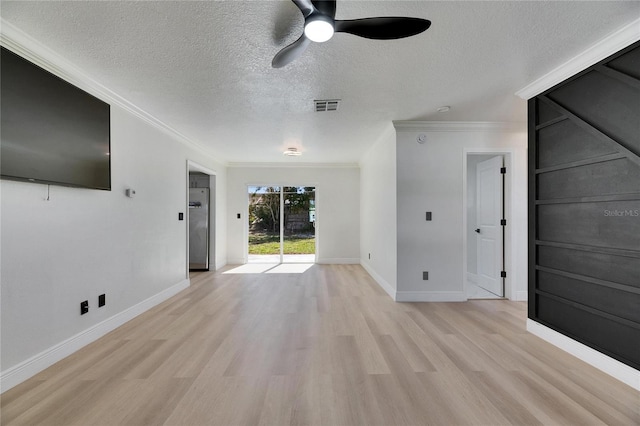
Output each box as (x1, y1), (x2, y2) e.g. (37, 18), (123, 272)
(248, 186), (315, 255)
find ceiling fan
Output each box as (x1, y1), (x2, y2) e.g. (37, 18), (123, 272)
(272, 0), (431, 68)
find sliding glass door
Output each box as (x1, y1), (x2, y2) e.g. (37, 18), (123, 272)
(248, 186), (315, 263)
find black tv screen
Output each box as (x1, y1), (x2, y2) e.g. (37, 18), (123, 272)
(1, 47), (111, 190)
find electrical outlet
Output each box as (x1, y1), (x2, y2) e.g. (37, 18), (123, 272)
(80, 300), (89, 315)
(368, 253), (371, 259)
(98, 294), (106, 307)
(423, 271), (429, 280)
(426, 212), (432, 221)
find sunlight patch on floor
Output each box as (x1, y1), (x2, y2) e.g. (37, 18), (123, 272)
(223, 264), (277, 274)
(265, 263), (313, 274)
(223, 263), (314, 274)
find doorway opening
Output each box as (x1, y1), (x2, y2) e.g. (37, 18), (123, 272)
(465, 154), (506, 299)
(247, 186), (316, 264)
(186, 161), (217, 276)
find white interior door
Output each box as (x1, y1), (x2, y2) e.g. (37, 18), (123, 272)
(476, 156), (504, 296)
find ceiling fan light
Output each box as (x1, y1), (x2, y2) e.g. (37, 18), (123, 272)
(304, 18), (334, 43)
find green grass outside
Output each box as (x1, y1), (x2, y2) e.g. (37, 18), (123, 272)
(248, 233), (315, 255)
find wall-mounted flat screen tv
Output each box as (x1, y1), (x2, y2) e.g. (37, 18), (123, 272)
(1, 46), (111, 190)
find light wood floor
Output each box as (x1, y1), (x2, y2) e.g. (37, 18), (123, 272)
(2, 264), (639, 425)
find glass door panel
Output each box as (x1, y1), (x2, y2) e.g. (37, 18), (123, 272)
(283, 187), (316, 263)
(248, 186), (281, 263)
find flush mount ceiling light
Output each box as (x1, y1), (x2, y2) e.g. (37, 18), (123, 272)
(283, 147), (302, 156)
(437, 106), (451, 113)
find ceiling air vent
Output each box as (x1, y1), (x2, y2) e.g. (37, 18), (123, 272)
(314, 99), (340, 112)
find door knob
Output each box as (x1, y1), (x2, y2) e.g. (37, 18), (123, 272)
(475, 228), (481, 233)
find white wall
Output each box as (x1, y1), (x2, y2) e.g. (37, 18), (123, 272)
(226, 166), (360, 264)
(1, 104), (227, 391)
(394, 122), (528, 302)
(359, 124), (397, 298)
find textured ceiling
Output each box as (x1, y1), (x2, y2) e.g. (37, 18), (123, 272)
(1, 1), (639, 164)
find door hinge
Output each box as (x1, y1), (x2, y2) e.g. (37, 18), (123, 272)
(500, 167), (506, 174)
(501, 271), (507, 278)
(500, 219), (507, 226)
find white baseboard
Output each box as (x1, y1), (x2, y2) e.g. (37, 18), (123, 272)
(527, 319), (640, 391)
(395, 291), (466, 302)
(316, 258), (360, 264)
(0, 279), (190, 393)
(360, 261), (396, 300)
(515, 291), (528, 301)
(227, 258), (245, 265)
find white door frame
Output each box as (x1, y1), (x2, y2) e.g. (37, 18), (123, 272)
(463, 149), (515, 300)
(186, 160), (218, 278)
(245, 184), (318, 264)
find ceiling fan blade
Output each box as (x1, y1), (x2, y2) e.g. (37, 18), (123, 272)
(272, 34), (312, 68)
(334, 17), (431, 40)
(312, 0), (336, 19)
(292, 0), (316, 17)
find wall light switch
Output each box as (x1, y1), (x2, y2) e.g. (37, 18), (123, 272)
(426, 212), (432, 221)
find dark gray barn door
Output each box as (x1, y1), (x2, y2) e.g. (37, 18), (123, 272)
(528, 41), (640, 370)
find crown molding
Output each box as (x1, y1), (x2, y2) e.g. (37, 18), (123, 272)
(227, 162), (360, 169)
(516, 17), (640, 100)
(0, 19), (225, 163)
(392, 121), (526, 132)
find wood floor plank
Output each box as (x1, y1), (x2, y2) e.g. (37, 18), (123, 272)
(78, 339), (166, 381)
(341, 296), (391, 374)
(421, 368), (513, 425)
(289, 373), (335, 426)
(464, 371), (544, 426)
(381, 311), (438, 373)
(567, 367), (640, 421)
(392, 311), (458, 371)
(369, 373), (426, 426)
(373, 335), (453, 425)
(327, 335), (385, 426)
(2, 264), (638, 425)
(257, 375), (295, 426)
(513, 368), (607, 425)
